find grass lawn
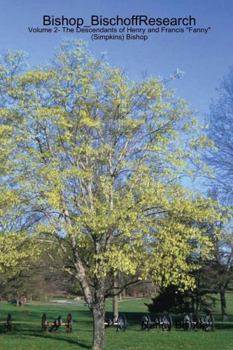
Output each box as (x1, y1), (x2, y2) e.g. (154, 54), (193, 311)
(0, 298), (233, 350)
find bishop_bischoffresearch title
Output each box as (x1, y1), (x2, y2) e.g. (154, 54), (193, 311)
(42, 15), (197, 28)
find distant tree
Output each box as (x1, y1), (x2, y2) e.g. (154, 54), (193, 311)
(146, 285), (188, 313)
(0, 252), (80, 303)
(212, 232), (233, 320)
(147, 215), (232, 317)
(0, 52), (40, 284)
(146, 261), (219, 315)
(206, 67), (233, 203)
(205, 70), (233, 317)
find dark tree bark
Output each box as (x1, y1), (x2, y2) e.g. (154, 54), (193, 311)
(92, 302), (105, 350)
(113, 275), (119, 322)
(220, 289), (227, 321)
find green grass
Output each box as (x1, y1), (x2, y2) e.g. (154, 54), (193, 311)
(0, 298), (233, 350)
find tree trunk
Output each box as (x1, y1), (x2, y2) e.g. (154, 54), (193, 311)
(92, 303), (105, 350)
(220, 289), (227, 321)
(113, 294), (118, 322)
(113, 276), (119, 322)
(195, 295), (199, 315)
(191, 295), (195, 314)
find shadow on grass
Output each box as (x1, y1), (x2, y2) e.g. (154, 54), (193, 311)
(215, 322), (233, 330)
(0, 328), (91, 349)
(21, 332), (91, 349)
(0, 323), (92, 349)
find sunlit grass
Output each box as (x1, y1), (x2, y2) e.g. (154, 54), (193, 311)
(0, 296), (232, 349)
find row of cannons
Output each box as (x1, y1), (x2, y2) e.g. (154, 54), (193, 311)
(3, 312), (214, 334)
(141, 313), (215, 332)
(41, 313), (73, 332)
(3, 313), (73, 333)
(104, 313), (215, 332)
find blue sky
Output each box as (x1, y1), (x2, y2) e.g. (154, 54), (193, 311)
(0, 0), (233, 116)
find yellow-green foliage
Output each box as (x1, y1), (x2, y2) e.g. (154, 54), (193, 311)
(0, 233), (41, 275)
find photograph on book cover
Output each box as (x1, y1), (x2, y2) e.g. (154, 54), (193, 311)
(0, 1), (233, 349)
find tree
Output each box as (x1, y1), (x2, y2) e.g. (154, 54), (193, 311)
(146, 209), (229, 316)
(1, 41), (222, 350)
(0, 52), (41, 285)
(206, 67), (233, 203)
(212, 230), (233, 320)
(205, 68), (233, 317)
(0, 249), (79, 303)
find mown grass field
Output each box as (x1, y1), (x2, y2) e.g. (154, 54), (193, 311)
(0, 296), (233, 350)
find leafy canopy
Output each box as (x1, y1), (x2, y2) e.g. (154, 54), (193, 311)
(0, 41), (223, 293)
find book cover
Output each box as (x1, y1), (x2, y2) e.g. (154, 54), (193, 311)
(0, 1), (233, 350)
